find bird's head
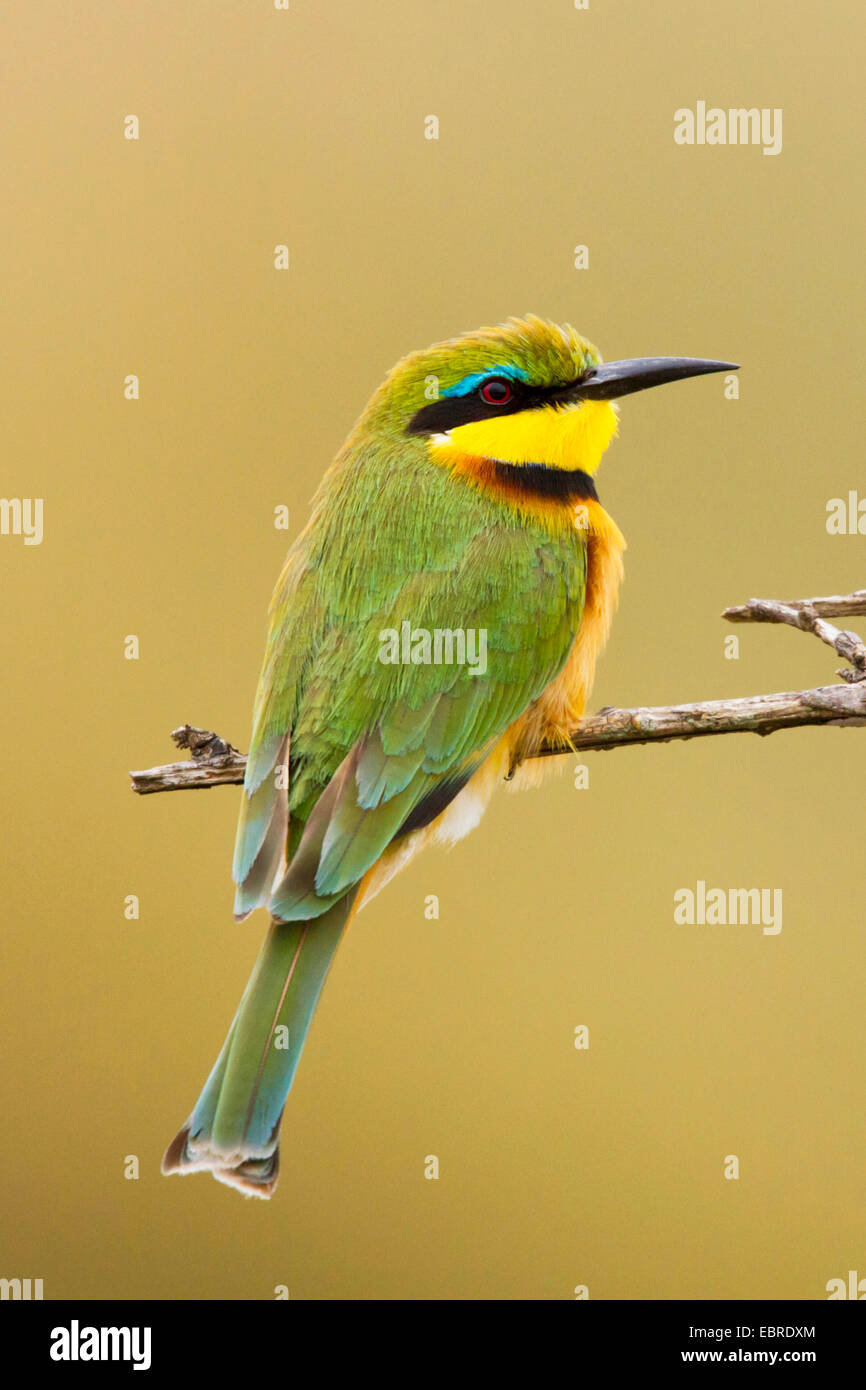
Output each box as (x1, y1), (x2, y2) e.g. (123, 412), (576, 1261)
(361, 314), (736, 479)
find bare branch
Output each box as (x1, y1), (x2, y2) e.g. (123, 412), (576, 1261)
(128, 591), (866, 794)
(529, 683), (866, 758)
(722, 590), (866, 682)
(131, 743), (247, 794)
(722, 590), (866, 620)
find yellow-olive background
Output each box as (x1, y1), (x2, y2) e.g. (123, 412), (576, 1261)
(1, 0), (863, 1301)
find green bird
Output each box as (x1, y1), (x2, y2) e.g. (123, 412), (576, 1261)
(163, 315), (735, 1197)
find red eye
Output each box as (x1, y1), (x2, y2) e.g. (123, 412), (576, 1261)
(479, 378), (513, 405)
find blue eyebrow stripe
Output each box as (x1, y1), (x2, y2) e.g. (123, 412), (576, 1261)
(440, 364), (529, 398)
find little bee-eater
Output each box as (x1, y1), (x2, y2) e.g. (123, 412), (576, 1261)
(163, 315), (735, 1197)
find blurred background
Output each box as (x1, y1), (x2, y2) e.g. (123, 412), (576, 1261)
(1, 0), (864, 1300)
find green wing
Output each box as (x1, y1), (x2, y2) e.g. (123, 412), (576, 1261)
(233, 486), (586, 922)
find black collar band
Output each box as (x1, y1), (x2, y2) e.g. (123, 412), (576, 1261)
(487, 461), (598, 502)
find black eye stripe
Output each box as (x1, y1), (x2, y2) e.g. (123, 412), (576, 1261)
(406, 375), (587, 436)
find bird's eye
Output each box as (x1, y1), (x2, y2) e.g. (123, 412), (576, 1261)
(479, 378), (513, 405)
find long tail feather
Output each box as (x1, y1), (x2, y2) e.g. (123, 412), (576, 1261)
(163, 897), (352, 1198)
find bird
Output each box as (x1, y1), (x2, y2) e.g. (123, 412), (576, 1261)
(162, 314), (736, 1198)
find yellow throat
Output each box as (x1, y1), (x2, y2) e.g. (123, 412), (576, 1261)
(430, 399), (619, 474)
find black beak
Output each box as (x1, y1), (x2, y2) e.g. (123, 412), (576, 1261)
(565, 356), (739, 402)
